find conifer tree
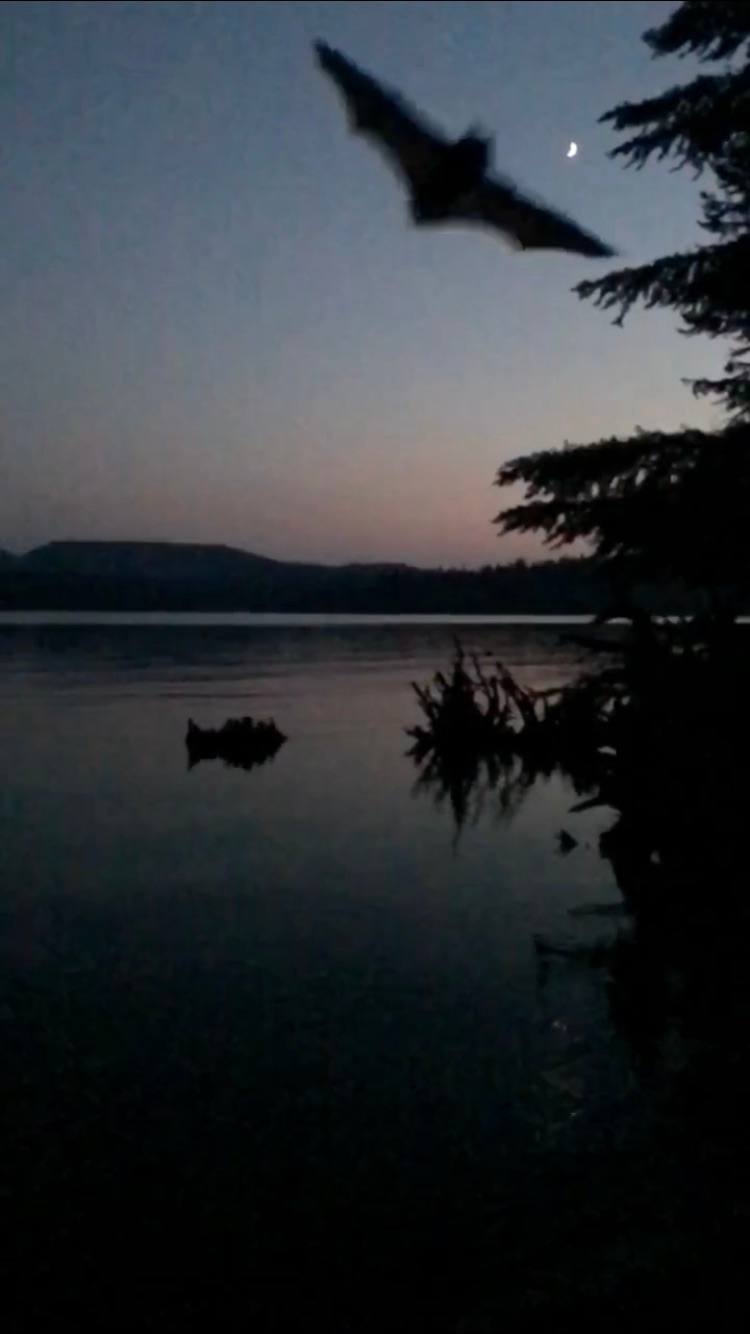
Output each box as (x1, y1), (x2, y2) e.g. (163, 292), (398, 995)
(495, 2), (750, 605)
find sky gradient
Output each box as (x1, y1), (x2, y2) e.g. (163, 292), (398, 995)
(0, 1), (724, 566)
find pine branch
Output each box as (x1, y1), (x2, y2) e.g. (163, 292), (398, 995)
(575, 239), (750, 411)
(576, 238), (750, 332)
(644, 1), (750, 62)
(601, 69), (750, 174)
(494, 424), (750, 590)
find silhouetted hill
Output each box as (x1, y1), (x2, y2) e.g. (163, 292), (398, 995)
(0, 539), (710, 614)
(10, 540), (333, 611)
(24, 541), (281, 579)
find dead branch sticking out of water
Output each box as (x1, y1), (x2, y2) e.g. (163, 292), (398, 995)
(406, 642), (608, 830)
(406, 619), (750, 899)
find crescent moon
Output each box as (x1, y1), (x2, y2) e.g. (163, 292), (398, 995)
(566, 141), (578, 159)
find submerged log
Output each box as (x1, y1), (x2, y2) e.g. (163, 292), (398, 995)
(185, 715), (287, 771)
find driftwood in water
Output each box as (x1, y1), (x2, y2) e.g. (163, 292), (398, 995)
(186, 716), (286, 771)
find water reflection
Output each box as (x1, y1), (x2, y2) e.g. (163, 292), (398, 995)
(410, 677), (750, 1107)
(2, 620), (747, 1327)
(404, 629), (750, 1315)
(409, 747), (540, 838)
(409, 705), (750, 1326)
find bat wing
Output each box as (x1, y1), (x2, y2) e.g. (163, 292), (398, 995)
(315, 41), (448, 195)
(455, 175), (616, 259)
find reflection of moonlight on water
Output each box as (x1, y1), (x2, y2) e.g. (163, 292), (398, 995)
(566, 141), (578, 158)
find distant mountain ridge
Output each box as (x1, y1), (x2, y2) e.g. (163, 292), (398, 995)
(0, 538), (700, 614)
(24, 541), (286, 579)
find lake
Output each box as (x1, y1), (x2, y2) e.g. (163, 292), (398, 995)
(0, 617), (711, 1329)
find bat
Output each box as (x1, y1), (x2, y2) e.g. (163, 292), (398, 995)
(315, 41), (616, 260)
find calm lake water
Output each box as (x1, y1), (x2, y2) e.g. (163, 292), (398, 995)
(0, 617), (690, 1329)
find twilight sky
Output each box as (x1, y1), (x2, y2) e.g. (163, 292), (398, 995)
(0, 0), (723, 566)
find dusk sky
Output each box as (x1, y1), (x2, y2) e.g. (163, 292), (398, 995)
(1, 0), (724, 567)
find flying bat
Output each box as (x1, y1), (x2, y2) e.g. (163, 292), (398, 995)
(315, 42), (615, 260)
